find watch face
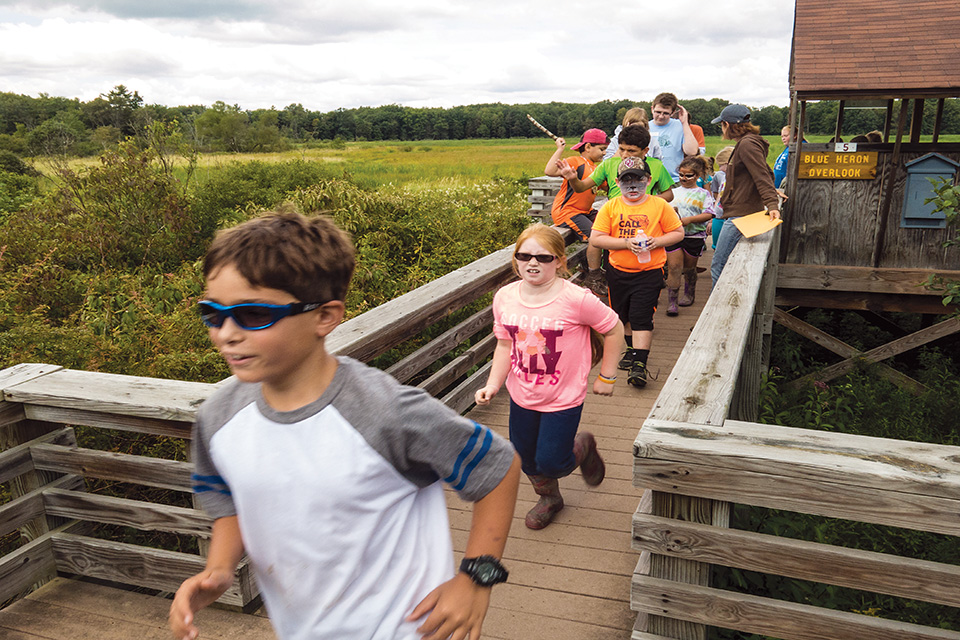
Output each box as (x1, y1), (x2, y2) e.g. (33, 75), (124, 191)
(462, 556), (507, 586)
(475, 561), (502, 584)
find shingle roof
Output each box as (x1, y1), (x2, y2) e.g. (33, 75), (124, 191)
(791, 0), (960, 98)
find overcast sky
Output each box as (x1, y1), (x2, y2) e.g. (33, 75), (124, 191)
(0, 0), (796, 113)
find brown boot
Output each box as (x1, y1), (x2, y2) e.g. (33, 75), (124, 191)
(679, 269), (697, 307)
(525, 475), (564, 530)
(666, 287), (680, 316)
(581, 268), (608, 299)
(573, 432), (605, 486)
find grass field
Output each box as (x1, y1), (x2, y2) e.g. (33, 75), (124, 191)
(60, 134), (960, 189)
(186, 136), (788, 188)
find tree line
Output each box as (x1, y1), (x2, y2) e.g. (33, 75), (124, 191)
(2, 85), (959, 156)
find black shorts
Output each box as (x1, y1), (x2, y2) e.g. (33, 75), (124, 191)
(605, 267), (665, 332)
(665, 236), (706, 258)
(561, 212), (597, 242)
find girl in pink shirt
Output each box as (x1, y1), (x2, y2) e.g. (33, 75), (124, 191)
(475, 224), (623, 529)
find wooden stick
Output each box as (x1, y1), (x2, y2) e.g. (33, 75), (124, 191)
(526, 114), (558, 140)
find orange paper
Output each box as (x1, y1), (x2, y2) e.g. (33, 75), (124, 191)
(732, 210), (783, 238)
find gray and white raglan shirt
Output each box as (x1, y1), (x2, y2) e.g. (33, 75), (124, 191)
(191, 357), (515, 640)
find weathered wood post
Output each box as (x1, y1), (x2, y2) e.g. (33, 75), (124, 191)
(0, 364), (73, 595)
(633, 232), (777, 639)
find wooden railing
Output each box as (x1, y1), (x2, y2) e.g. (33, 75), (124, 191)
(631, 227), (960, 639)
(0, 230), (585, 609)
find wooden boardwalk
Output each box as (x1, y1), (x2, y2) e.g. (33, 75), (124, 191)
(0, 261), (713, 640)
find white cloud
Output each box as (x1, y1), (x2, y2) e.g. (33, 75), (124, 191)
(0, 0), (796, 112)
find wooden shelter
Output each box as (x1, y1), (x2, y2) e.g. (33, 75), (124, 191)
(782, 0), (960, 281)
(774, 0), (960, 397)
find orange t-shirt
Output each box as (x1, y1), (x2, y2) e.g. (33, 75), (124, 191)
(690, 124), (706, 151)
(551, 156), (598, 224)
(593, 196), (682, 272)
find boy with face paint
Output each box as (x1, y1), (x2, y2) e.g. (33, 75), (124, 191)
(588, 157), (684, 388)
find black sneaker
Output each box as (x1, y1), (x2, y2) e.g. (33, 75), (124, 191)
(618, 349), (635, 371)
(628, 361), (647, 388)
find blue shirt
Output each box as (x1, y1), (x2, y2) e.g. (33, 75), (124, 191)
(648, 119), (685, 180)
(773, 147), (790, 188)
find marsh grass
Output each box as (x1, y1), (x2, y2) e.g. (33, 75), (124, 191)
(54, 134), (960, 191)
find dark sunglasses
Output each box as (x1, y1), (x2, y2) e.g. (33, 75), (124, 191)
(514, 252), (557, 263)
(198, 300), (325, 330)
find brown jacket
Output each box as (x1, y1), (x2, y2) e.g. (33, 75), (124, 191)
(719, 133), (780, 218)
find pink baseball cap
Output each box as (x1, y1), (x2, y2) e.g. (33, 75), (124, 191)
(572, 128), (609, 151)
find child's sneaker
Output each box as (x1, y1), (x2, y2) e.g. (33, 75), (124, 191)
(628, 360), (647, 388)
(618, 349), (636, 371)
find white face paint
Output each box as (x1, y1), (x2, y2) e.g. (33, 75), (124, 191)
(618, 176), (649, 203)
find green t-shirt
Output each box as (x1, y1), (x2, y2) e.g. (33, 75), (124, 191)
(586, 156), (674, 198)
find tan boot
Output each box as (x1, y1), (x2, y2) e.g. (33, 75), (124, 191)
(679, 268), (697, 306)
(525, 475), (564, 529)
(573, 432), (605, 486)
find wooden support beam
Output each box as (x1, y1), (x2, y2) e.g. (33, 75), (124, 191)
(882, 99), (893, 142)
(910, 98), (925, 144)
(636, 417), (960, 501)
(441, 361), (492, 415)
(634, 229), (776, 638)
(775, 289), (954, 315)
(933, 98), (945, 143)
(632, 575), (960, 640)
(418, 333), (497, 398)
(634, 458), (960, 536)
(0, 427), (75, 485)
(4, 368), (212, 425)
(873, 99), (909, 268)
(327, 244), (516, 362)
(773, 308), (927, 395)
(0, 476), (83, 539)
(833, 100), (845, 141)
(49, 533), (252, 607)
(776, 264), (960, 296)
(42, 488), (213, 537)
(384, 305), (493, 384)
(632, 512), (960, 608)
(787, 316), (960, 391)
(31, 443), (193, 492)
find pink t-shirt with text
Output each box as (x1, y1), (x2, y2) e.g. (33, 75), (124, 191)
(492, 279), (619, 412)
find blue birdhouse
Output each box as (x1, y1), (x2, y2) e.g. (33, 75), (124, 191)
(900, 153), (959, 229)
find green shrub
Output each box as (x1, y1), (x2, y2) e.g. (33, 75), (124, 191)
(0, 170), (40, 220)
(1, 141), (206, 271)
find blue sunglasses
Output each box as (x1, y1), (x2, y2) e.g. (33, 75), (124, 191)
(198, 300), (325, 330)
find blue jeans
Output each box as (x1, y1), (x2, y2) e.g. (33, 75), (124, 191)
(711, 218), (744, 290)
(508, 400), (583, 478)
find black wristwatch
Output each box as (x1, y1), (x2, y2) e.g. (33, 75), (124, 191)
(459, 555), (508, 587)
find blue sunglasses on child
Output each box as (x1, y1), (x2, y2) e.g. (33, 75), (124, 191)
(198, 300), (325, 330)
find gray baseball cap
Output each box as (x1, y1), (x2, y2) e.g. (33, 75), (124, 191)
(711, 104), (752, 124)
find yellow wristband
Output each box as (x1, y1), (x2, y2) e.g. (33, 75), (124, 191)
(597, 374), (617, 384)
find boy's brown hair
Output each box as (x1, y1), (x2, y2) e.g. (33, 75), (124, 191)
(652, 93), (678, 111)
(618, 124), (651, 150)
(204, 204), (356, 303)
